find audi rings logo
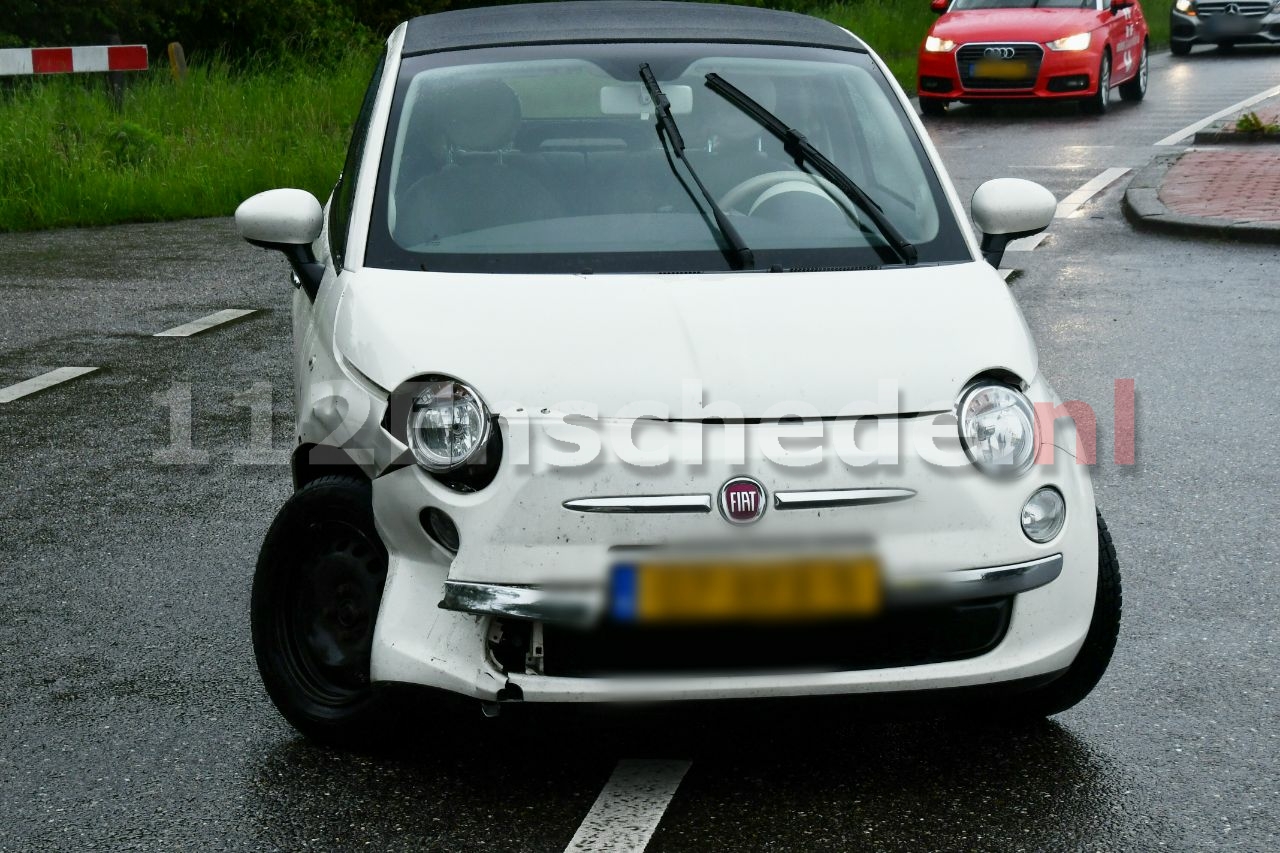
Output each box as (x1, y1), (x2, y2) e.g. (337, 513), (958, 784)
(984, 47), (1017, 60)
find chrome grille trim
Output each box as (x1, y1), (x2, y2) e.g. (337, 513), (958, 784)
(773, 488), (917, 510)
(1196, 1), (1271, 16)
(562, 495), (712, 514)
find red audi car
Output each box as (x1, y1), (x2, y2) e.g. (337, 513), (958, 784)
(918, 0), (1149, 116)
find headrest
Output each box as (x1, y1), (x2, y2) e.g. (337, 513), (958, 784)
(435, 78), (522, 152)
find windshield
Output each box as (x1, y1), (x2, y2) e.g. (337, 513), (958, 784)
(367, 43), (969, 273)
(950, 1), (1093, 8)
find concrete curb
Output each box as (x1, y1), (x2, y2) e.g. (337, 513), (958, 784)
(1121, 152), (1280, 245)
(1193, 124), (1280, 145)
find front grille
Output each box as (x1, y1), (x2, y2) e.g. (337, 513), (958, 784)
(956, 44), (1044, 91)
(1196, 1), (1271, 16)
(539, 598), (1013, 677)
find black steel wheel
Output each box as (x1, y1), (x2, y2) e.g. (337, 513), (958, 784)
(1002, 510), (1123, 719)
(252, 475), (396, 745)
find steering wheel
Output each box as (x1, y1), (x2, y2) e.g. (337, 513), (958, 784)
(719, 170), (848, 215)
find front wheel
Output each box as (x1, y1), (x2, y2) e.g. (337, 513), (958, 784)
(1003, 510), (1123, 718)
(1170, 40), (1193, 57)
(1081, 51), (1112, 115)
(919, 97), (948, 118)
(1118, 43), (1148, 102)
(251, 475), (398, 746)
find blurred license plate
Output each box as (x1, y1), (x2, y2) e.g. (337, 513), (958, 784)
(971, 60), (1030, 80)
(610, 557), (882, 623)
(1206, 15), (1258, 36)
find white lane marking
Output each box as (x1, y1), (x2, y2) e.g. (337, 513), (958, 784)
(564, 759), (691, 852)
(1005, 233), (1047, 252)
(1055, 167), (1131, 218)
(0, 367), (98, 403)
(1155, 84), (1280, 146)
(153, 308), (257, 337)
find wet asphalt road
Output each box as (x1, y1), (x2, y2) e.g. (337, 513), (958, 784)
(2, 44), (1279, 853)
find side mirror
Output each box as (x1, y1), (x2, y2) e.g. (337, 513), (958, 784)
(971, 179), (1056, 268)
(235, 188), (325, 298)
(931, 0), (949, 13)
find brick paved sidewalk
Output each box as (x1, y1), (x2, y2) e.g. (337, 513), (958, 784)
(1160, 148), (1280, 223)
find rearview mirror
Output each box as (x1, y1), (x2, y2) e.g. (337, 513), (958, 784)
(971, 179), (1056, 268)
(930, 0), (949, 13)
(235, 188), (324, 298)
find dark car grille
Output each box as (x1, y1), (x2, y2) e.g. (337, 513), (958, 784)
(539, 598), (1013, 677)
(956, 43), (1045, 90)
(1196, 1), (1271, 16)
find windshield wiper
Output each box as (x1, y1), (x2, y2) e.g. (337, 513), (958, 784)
(704, 72), (918, 266)
(639, 64), (755, 271)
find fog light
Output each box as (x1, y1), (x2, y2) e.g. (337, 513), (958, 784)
(1021, 487), (1066, 543)
(420, 507), (460, 555)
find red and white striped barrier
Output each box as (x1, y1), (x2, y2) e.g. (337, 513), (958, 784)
(0, 45), (148, 77)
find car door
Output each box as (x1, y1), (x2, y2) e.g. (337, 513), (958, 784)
(1107, 0), (1144, 83)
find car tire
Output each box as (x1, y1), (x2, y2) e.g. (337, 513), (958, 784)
(251, 475), (398, 746)
(1118, 42), (1148, 102)
(1170, 40), (1192, 57)
(1001, 510), (1123, 719)
(1081, 51), (1112, 115)
(919, 97), (948, 118)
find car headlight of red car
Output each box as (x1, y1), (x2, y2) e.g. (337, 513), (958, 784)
(1047, 32), (1093, 51)
(924, 36), (956, 53)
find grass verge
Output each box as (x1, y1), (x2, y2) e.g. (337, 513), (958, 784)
(0, 1), (1179, 233)
(0, 52), (372, 232)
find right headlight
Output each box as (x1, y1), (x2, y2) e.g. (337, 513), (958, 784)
(1175, 0), (1195, 13)
(957, 383), (1037, 477)
(1047, 32), (1092, 51)
(406, 378), (491, 472)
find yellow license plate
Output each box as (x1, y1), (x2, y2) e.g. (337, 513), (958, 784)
(972, 59), (1030, 80)
(610, 557), (882, 623)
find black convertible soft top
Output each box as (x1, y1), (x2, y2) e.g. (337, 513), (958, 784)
(401, 1), (867, 56)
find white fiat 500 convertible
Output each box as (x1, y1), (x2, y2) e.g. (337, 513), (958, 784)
(237, 1), (1120, 744)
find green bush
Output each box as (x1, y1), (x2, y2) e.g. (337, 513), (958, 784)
(101, 121), (163, 168)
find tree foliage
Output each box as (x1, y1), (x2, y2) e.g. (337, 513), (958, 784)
(0, 1), (500, 59)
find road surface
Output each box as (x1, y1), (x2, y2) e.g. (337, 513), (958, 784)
(1, 45), (1278, 852)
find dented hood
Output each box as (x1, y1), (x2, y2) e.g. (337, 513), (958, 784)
(334, 263), (1039, 418)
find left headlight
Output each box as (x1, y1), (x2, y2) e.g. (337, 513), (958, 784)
(406, 378), (491, 472)
(1047, 32), (1093, 51)
(957, 383), (1038, 477)
(925, 36), (957, 53)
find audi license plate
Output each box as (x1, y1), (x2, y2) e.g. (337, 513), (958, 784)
(610, 556), (882, 624)
(971, 59), (1030, 80)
